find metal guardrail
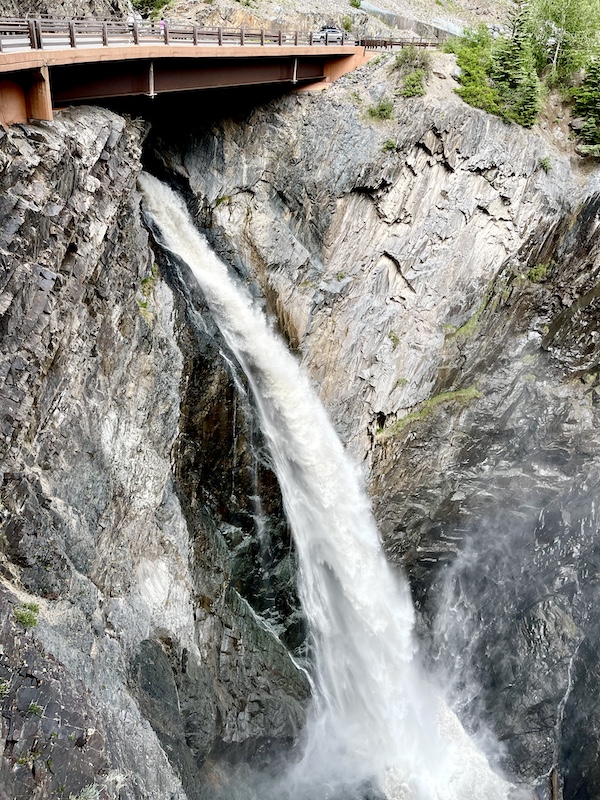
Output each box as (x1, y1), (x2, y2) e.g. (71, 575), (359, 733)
(0, 17), (440, 54)
(361, 36), (438, 50)
(0, 17), (362, 53)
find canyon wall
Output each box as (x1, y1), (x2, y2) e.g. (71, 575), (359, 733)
(0, 107), (307, 800)
(0, 0), (131, 19)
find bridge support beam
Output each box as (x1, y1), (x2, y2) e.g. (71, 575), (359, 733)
(0, 66), (52, 126)
(49, 56), (327, 103)
(27, 66), (53, 121)
(296, 49), (374, 93)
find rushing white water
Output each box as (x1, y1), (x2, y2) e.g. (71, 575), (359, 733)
(138, 173), (518, 800)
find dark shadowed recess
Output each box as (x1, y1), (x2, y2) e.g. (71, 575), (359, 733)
(90, 82), (291, 128)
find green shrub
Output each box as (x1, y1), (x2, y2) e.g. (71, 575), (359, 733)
(350, 0), (361, 7)
(342, 16), (352, 31)
(393, 44), (432, 73)
(131, 0), (168, 16)
(16, 749), (40, 766)
(399, 68), (427, 97)
(577, 143), (600, 157)
(0, 678), (10, 698)
(388, 331), (400, 349)
(539, 156), (552, 172)
(382, 139), (397, 152)
(137, 264), (159, 323)
(528, 263), (549, 281)
(367, 98), (393, 119)
(14, 602), (39, 628)
(445, 26), (500, 115)
(446, 19), (541, 127)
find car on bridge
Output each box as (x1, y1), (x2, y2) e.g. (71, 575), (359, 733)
(312, 26), (351, 44)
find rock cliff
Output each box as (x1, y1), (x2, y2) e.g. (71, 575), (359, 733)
(0, 0), (131, 19)
(149, 53), (600, 798)
(0, 107), (307, 799)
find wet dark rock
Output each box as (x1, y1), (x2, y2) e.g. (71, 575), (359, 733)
(370, 192), (600, 791)
(560, 624), (600, 800)
(165, 250), (306, 656)
(129, 639), (206, 800)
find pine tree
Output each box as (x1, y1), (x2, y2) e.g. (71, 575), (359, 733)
(573, 55), (600, 144)
(510, 67), (543, 127)
(490, 0), (542, 127)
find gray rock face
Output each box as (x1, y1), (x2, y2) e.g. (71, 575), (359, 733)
(149, 55), (600, 798)
(0, 0), (131, 19)
(0, 106), (308, 799)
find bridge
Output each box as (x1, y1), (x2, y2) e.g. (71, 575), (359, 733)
(0, 17), (440, 127)
(0, 18), (380, 126)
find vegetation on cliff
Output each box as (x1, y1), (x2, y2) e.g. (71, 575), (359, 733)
(447, 0), (600, 136)
(572, 56), (600, 154)
(393, 45), (433, 98)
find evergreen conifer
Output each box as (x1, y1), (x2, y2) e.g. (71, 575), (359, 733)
(573, 55), (600, 144)
(490, 0), (542, 127)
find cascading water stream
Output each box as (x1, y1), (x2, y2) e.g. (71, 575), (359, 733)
(138, 173), (521, 800)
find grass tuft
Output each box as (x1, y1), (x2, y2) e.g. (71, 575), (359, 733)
(367, 99), (393, 120)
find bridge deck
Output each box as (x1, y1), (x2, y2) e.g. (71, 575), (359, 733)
(0, 16), (436, 125)
(0, 42), (352, 74)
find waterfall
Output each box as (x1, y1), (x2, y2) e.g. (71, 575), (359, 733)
(138, 173), (521, 800)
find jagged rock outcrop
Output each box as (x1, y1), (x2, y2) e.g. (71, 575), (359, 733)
(0, 0), (131, 19)
(369, 186), (600, 798)
(149, 54), (600, 798)
(0, 106), (308, 799)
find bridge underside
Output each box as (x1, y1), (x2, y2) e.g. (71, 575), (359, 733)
(50, 56), (326, 104)
(0, 46), (370, 125)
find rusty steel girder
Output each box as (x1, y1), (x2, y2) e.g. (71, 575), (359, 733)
(50, 56), (326, 103)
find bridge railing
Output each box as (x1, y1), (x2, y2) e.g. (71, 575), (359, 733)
(361, 36), (438, 50)
(0, 16), (362, 52)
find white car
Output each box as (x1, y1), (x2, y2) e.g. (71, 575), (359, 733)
(312, 26), (350, 44)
